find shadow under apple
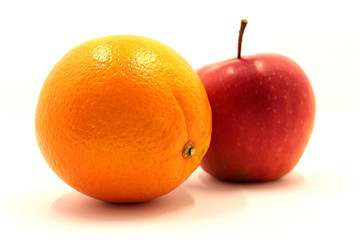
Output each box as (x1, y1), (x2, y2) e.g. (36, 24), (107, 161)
(192, 169), (307, 193)
(0, 169), (307, 227)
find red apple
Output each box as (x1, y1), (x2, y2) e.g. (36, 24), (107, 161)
(197, 20), (315, 181)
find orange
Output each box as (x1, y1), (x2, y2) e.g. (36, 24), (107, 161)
(35, 35), (212, 203)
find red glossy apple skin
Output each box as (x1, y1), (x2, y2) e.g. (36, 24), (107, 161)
(197, 53), (315, 181)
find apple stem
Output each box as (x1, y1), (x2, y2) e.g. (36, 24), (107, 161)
(237, 19), (248, 59)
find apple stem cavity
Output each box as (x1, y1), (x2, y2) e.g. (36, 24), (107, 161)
(237, 19), (248, 59)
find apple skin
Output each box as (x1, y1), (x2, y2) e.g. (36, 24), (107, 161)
(197, 53), (315, 181)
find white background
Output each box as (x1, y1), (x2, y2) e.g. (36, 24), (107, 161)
(1, 0), (359, 239)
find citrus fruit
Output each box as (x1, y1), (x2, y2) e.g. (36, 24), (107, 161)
(35, 35), (212, 203)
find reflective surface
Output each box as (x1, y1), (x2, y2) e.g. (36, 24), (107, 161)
(1, 112), (359, 239)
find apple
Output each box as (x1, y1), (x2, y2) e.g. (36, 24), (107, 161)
(197, 20), (315, 181)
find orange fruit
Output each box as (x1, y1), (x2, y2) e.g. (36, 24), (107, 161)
(35, 35), (212, 203)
